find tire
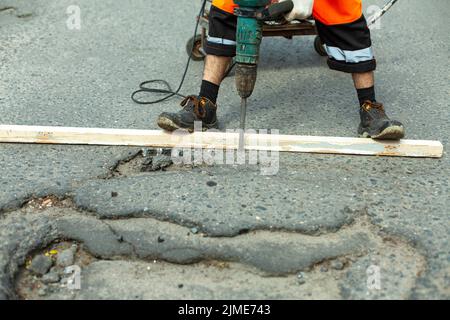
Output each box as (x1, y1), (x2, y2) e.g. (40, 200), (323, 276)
(186, 34), (205, 61)
(314, 36), (328, 57)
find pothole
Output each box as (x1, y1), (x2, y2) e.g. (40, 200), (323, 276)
(16, 255), (346, 300)
(22, 196), (75, 212)
(15, 240), (97, 300)
(9, 212), (427, 299)
(107, 149), (174, 178)
(106, 148), (221, 179)
(1, 192), (429, 300)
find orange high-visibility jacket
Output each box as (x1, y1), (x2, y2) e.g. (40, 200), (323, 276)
(211, 0), (362, 25)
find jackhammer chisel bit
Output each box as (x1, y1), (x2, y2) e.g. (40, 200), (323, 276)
(239, 97), (247, 149)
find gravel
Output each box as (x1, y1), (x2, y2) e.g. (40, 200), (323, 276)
(30, 255), (53, 276)
(331, 260), (345, 271)
(42, 272), (60, 284)
(56, 249), (75, 267)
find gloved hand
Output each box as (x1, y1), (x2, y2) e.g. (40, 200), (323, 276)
(280, 0), (313, 21)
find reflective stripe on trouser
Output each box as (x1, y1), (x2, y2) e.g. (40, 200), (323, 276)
(207, 36), (236, 46)
(315, 15), (376, 73)
(204, 5), (237, 57)
(324, 46), (373, 64)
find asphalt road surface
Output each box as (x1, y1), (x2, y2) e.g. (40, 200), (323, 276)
(0, 0), (448, 299)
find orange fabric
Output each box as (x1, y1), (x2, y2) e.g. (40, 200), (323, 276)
(212, 0), (238, 14)
(212, 0), (362, 25)
(313, 0), (362, 25)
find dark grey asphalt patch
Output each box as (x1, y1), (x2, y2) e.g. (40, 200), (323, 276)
(6, 210), (426, 300)
(73, 166), (362, 237)
(75, 216), (373, 274)
(0, 144), (140, 213)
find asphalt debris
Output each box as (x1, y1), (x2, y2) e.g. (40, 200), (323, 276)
(29, 255), (53, 276)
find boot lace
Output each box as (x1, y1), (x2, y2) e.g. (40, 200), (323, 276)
(362, 101), (387, 117)
(180, 95), (208, 119)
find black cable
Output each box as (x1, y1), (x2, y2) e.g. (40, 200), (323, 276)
(131, 0), (208, 105)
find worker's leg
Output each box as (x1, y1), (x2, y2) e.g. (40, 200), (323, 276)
(352, 72), (374, 91)
(158, 1), (237, 132)
(314, 0), (404, 139)
(203, 0), (237, 85)
(203, 55), (232, 86)
(353, 71), (375, 105)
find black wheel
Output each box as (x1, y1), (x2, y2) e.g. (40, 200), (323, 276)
(314, 36), (328, 57)
(186, 34), (205, 61)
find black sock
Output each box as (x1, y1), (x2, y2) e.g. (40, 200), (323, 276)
(199, 80), (219, 104)
(357, 86), (376, 106)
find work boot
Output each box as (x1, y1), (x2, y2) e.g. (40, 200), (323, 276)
(358, 101), (405, 140)
(157, 95), (218, 132)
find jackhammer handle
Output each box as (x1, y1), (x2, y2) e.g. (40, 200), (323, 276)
(257, 1), (294, 21)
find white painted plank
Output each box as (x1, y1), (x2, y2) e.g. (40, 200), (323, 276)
(0, 125), (443, 158)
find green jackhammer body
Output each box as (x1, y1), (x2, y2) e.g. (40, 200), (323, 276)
(234, 0), (269, 98)
(234, 0), (270, 149)
(233, 1), (294, 149)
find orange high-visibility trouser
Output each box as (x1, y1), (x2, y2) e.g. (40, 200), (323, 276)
(211, 0), (362, 25)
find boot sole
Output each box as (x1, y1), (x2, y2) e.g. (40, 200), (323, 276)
(360, 125), (405, 140)
(157, 116), (218, 133)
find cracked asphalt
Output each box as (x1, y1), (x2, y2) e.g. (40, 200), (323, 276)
(0, 0), (449, 300)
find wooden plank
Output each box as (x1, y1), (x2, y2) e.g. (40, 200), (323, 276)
(0, 125), (443, 158)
